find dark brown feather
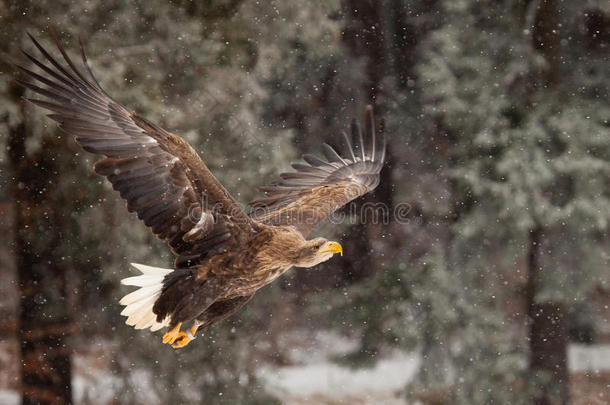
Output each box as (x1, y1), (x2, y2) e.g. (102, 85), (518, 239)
(249, 106), (385, 237)
(196, 294), (254, 329)
(16, 28), (257, 267)
(153, 269), (221, 328)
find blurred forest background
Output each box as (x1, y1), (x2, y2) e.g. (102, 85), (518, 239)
(0, 0), (608, 404)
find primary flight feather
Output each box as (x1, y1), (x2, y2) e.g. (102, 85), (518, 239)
(15, 28), (386, 348)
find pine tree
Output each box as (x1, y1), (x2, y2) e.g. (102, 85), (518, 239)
(0, 1), (292, 402)
(416, 0), (610, 403)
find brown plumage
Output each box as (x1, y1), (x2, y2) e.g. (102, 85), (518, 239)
(14, 28), (386, 348)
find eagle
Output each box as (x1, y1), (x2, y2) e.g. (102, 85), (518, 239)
(14, 28), (386, 348)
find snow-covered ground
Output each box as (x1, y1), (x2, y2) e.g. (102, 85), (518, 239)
(259, 351), (420, 405)
(257, 330), (420, 404)
(0, 390), (19, 405)
(569, 344), (610, 373)
(2, 342), (610, 404)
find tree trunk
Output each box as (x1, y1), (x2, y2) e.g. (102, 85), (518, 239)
(525, 2), (570, 404)
(7, 83), (73, 405)
(342, 0), (386, 103)
(338, 0), (391, 284)
(532, 0), (561, 86)
(526, 227), (570, 405)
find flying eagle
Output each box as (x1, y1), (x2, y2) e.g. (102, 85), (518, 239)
(14, 29), (386, 348)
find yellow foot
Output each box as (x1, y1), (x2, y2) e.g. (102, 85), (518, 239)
(162, 322), (183, 344)
(171, 324), (198, 349)
(171, 333), (191, 348)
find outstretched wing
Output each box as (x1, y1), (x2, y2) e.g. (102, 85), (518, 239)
(15, 28), (253, 266)
(249, 106), (385, 237)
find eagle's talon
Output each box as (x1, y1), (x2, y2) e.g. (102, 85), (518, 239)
(171, 334), (192, 348)
(162, 322), (183, 344)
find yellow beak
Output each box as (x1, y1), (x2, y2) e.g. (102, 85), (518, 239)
(318, 241), (343, 256)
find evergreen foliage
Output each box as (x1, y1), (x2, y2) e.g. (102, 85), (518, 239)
(0, 0), (607, 403)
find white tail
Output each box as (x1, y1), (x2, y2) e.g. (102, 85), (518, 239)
(119, 263), (173, 331)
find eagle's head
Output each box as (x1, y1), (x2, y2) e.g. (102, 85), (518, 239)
(294, 237), (343, 268)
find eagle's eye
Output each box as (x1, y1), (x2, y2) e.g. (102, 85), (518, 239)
(312, 245), (320, 251)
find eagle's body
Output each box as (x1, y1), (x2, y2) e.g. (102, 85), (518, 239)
(179, 225), (304, 298)
(15, 28), (386, 348)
